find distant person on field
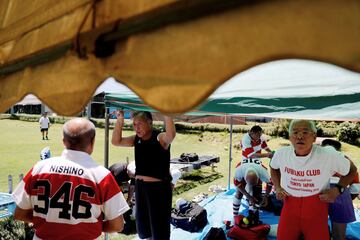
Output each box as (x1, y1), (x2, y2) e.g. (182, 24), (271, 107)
(12, 118), (129, 239)
(241, 125), (273, 165)
(321, 139), (360, 240)
(39, 112), (50, 140)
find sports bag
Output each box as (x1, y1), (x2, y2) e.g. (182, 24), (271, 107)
(227, 224), (270, 240)
(171, 202), (207, 232)
(228, 214), (270, 240)
(203, 227), (226, 240)
(179, 153), (199, 162)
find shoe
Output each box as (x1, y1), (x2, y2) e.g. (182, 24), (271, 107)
(208, 185), (226, 193)
(192, 193), (208, 203)
(46, 136), (48, 140)
(42, 137), (45, 140)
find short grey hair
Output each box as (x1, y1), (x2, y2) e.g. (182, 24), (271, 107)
(288, 119), (317, 135)
(132, 111), (153, 123)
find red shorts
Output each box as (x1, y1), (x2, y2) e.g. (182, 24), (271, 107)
(277, 194), (329, 240)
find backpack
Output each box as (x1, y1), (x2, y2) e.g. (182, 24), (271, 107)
(260, 193), (283, 216)
(179, 153), (199, 162)
(203, 227), (226, 240)
(227, 224), (270, 240)
(171, 202), (208, 232)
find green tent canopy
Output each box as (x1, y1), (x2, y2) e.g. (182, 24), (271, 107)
(105, 60), (360, 121)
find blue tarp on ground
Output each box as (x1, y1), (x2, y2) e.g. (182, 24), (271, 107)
(170, 188), (360, 240)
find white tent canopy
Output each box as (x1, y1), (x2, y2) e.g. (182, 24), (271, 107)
(15, 94), (42, 106)
(94, 77), (133, 96)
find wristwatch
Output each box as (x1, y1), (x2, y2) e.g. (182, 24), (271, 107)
(334, 184), (345, 194)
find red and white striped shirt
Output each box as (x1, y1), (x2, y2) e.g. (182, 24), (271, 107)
(241, 133), (270, 162)
(12, 149), (129, 240)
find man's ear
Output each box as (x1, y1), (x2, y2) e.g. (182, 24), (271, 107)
(63, 138), (67, 147)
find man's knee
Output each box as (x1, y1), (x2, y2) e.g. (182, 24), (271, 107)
(234, 189), (243, 199)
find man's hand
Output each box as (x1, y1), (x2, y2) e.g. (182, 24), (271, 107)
(248, 196), (258, 206)
(260, 196), (269, 207)
(111, 109), (135, 147)
(113, 110), (125, 124)
(114, 110), (124, 119)
(319, 188), (340, 203)
(275, 187), (289, 200)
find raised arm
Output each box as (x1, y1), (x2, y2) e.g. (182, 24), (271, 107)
(111, 110), (135, 147)
(159, 115), (176, 149)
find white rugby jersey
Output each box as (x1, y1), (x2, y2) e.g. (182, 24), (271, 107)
(234, 163), (271, 183)
(270, 145), (350, 197)
(12, 149), (129, 240)
(241, 133), (270, 162)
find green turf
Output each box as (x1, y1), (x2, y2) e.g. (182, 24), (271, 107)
(1, 119), (359, 240)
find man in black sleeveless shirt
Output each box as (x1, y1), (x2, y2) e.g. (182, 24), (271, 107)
(112, 110), (176, 240)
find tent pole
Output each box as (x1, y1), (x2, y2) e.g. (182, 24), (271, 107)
(104, 108), (110, 168)
(227, 116), (233, 190)
(103, 108), (110, 240)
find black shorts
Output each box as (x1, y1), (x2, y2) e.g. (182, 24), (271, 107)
(135, 179), (172, 240)
(40, 128), (48, 132)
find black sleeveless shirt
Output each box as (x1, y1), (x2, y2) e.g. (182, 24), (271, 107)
(134, 130), (171, 181)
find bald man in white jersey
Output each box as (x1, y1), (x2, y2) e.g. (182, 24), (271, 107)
(12, 118), (129, 240)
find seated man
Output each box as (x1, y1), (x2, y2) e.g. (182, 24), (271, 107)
(233, 163), (272, 216)
(241, 126), (273, 165)
(109, 161), (136, 205)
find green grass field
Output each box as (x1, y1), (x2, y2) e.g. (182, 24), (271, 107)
(1, 119), (359, 239)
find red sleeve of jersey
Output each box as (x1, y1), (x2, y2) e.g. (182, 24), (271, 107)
(243, 147), (255, 158)
(98, 173), (122, 203)
(261, 141), (268, 149)
(352, 172), (359, 184)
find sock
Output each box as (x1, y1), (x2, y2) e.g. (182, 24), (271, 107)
(233, 197), (242, 215)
